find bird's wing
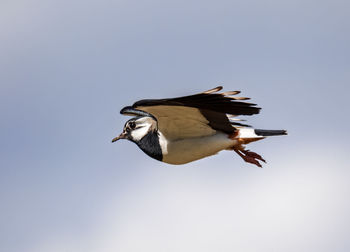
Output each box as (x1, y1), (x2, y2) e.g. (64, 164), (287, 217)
(121, 86), (260, 141)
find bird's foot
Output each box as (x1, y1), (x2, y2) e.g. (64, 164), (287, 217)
(234, 149), (266, 168)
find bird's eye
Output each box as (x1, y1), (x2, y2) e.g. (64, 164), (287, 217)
(129, 122), (136, 129)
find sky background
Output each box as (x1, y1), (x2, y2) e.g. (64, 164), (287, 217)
(1, 0), (350, 251)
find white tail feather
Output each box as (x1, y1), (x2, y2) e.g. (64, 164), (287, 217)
(238, 128), (263, 139)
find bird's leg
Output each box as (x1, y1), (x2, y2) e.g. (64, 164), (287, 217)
(233, 146), (266, 168)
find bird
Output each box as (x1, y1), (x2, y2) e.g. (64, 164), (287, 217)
(112, 86), (286, 167)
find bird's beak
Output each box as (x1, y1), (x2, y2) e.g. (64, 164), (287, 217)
(111, 132), (127, 143)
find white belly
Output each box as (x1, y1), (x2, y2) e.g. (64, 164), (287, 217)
(160, 132), (236, 165)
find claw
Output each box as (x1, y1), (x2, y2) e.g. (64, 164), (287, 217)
(234, 148), (265, 168)
(245, 150), (266, 163)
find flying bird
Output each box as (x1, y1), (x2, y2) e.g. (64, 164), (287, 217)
(112, 86), (286, 167)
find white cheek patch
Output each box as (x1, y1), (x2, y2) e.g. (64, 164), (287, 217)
(129, 116), (157, 141)
(130, 124), (151, 141)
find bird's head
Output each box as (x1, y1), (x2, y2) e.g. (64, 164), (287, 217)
(112, 116), (157, 143)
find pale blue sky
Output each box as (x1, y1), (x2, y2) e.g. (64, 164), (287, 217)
(1, 0), (349, 251)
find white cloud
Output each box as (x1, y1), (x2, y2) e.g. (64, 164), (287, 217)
(41, 146), (349, 252)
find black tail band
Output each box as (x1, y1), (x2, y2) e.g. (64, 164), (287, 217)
(254, 129), (287, 136)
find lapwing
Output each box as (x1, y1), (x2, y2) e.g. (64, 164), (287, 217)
(112, 86), (286, 167)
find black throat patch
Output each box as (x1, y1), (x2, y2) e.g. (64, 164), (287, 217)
(135, 131), (163, 161)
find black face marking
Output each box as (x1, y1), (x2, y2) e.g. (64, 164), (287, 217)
(121, 117), (162, 161)
(135, 131), (162, 161)
(122, 119), (138, 138)
(129, 121), (136, 129)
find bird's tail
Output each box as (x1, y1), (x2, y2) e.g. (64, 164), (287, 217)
(234, 128), (287, 145)
(232, 128), (287, 168)
(236, 128), (287, 139)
